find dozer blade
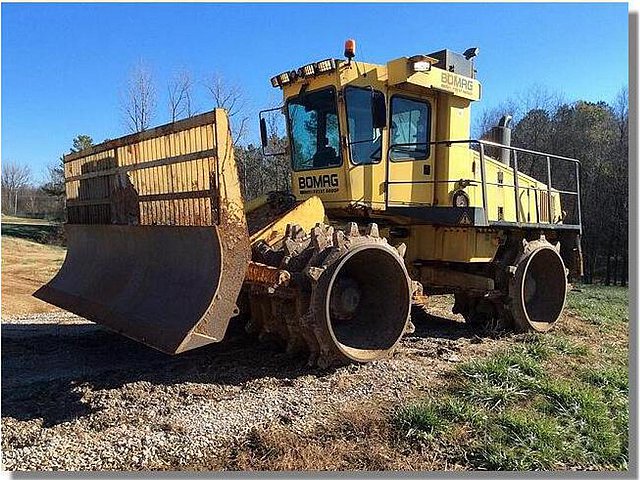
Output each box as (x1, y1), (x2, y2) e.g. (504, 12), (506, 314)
(34, 109), (250, 354)
(34, 224), (248, 354)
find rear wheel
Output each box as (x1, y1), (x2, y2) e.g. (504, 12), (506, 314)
(452, 237), (567, 333)
(506, 238), (568, 332)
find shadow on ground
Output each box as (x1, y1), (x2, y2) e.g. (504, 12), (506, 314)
(1, 308), (499, 427)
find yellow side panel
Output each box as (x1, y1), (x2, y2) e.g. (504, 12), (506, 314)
(481, 159), (557, 224)
(404, 225), (500, 265)
(433, 95), (473, 207)
(347, 162), (387, 208)
(386, 158), (435, 206)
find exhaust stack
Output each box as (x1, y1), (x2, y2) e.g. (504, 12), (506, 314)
(490, 115), (513, 165)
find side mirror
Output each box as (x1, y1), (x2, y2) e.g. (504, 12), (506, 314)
(259, 117), (268, 148)
(371, 92), (387, 129)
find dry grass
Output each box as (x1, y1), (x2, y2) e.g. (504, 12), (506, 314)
(1, 236), (66, 316)
(215, 402), (450, 471)
(1, 214), (55, 226)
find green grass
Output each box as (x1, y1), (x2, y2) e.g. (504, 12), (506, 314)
(393, 285), (629, 471)
(1, 222), (64, 245)
(566, 284), (629, 325)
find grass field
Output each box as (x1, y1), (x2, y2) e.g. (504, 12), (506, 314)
(1, 214), (63, 246)
(1, 236), (66, 316)
(1, 214), (56, 225)
(392, 284), (629, 470)
(1, 219), (66, 315)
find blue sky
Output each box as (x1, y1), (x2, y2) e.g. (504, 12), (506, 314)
(1, 2), (628, 179)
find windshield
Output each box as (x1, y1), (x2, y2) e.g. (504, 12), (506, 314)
(287, 88), (341, 171)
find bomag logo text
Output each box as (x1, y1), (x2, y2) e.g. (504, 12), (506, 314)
(441, 72), (474, 94)
(298, 173), (339, 194)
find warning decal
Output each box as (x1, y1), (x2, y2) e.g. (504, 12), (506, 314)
(459, 212), (472, 225)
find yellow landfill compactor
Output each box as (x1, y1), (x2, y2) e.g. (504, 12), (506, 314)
(36, 42), (583, 367)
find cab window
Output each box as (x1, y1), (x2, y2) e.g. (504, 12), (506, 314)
(287, 88), (341, 171)
(390, 96), (431, 161)
(345, 86), (383, 165)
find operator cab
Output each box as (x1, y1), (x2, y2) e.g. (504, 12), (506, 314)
(260, 40), (482, 216)
(260, 40), (581, 233)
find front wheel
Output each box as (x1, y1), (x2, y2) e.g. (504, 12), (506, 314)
(248, 222), (412, 367)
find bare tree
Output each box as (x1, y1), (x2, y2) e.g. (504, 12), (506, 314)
(472, 98), (519, 139)
(168, 69), (195, 122)
(121, 61), (157, 133)
(612, 86), (628, 145)
(473, 85), (564, 140)
(204, 74), (249, 145)
(516, 84), (565, 117)
(2, 160), (32, 215)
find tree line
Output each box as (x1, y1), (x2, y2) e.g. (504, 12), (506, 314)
(476, 86), (628, 286)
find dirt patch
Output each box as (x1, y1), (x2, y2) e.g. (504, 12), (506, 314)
(1, 237), (66, 316)
(1, 299), (508, 471)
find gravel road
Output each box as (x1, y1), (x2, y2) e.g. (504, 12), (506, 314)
(2, 299), (503, 471)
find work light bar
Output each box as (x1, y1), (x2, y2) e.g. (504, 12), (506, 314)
(270, 59), (338, 88)
(269, 72), (289, 88)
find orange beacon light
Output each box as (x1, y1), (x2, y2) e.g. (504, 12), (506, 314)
(344, 39), (356, 63)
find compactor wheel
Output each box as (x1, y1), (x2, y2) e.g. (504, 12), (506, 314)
(248, 222), (412, 367)
(453, 237), (567, 333)
(505, 238), (568, 332)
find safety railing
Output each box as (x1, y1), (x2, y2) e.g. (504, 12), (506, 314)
(384, 139), (582, 231)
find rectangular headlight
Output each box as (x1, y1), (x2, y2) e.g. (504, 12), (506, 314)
(413, 61), (431, 72)
(277, 71), (292, 85)
(299, 63), (316, 77)
(315, 58), (336, 73)
(270, 76), (280, 88)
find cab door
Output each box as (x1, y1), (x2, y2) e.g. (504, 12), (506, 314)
(385, 94), (435, 207)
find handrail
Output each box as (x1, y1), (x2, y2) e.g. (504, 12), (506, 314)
(384, 138), (582, 230)
(433, 138), (581, 164)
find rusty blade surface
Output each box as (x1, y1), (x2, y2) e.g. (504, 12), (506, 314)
(34, 223), (249, 354)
